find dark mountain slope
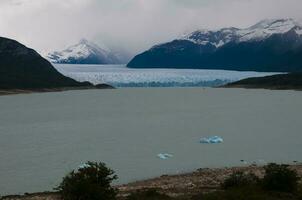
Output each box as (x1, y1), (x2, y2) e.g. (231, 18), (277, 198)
(0, 37), (92, 90)
(128, 40), (216, 68)
(225, 73), (302, 90)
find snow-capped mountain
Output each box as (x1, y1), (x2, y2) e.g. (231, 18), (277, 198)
(180, 27), (239, 48)
(128, 19), (302, 72)
(46, 39), (121, 64)
(181, 18), (302, 46)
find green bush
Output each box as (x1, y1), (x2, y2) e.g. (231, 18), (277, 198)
(262, 163), (300, 193)
(126, 189), (172, 200)
(222, 171), (259, 189)
(55, 161), (118, 200)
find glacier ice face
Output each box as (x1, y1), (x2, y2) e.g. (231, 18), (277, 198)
(54, 64), (278, 88)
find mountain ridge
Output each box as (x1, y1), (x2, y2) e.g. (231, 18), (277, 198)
(0, 36), (112, 91)
(127, 19), (302, 72)
(179, 18), (302, 46)
(46, 39), (122, 64)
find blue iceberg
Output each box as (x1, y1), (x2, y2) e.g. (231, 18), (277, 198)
(200, 136), (223, 144)
(157, 153), (173, 160)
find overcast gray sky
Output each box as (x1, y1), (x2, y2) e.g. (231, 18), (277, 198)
(0, 0), (301, 55)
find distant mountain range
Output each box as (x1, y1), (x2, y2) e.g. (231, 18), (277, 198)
(46, 39), (123, 64)
(0, 37), (111, 90)
(128, 19), (302, 72)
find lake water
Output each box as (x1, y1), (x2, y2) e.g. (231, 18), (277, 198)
(0, 88), (302, 195)
(54, 64), (277, 87)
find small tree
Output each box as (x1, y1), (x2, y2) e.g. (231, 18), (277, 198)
(262, 163), (300, 193)
(222, 171), (259, 189)
(56, 161), (118, 200)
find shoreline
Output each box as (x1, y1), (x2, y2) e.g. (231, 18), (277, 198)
(1, 85), (301, 97)
(0, 84), (114, 96)
(223, 84), (302, 91)
(2, 164), (302, 200)
(223, 73), (302, 90)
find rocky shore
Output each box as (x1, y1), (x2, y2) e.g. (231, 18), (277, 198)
(2, 164), (302, 200)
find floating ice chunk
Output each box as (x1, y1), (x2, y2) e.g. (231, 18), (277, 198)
(165, 153), (173, 158)
(200, 138), (211, 144)
(200, 136), (223, 144)
(157, 153), (173, 160)
(209, 136), (223, 143)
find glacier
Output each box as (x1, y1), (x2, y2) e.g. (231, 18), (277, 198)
(54, 64), (278, 88)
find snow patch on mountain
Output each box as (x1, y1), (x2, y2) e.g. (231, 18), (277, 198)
(295, 27), (302, 35)
(46, 39), (121, 64)
(238, 18), (301, 42)
(181, 27), (238, 47)
(180, 18), (302, 47)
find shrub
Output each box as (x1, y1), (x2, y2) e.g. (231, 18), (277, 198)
(126, 189), (172, 200)
(262, 163), (300, 193)
(55, 161), (118, 200)
(192, 187), (298, 200)
(222, 171), (259, 189)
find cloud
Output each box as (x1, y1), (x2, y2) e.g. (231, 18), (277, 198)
(0, 0), (301, 56)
